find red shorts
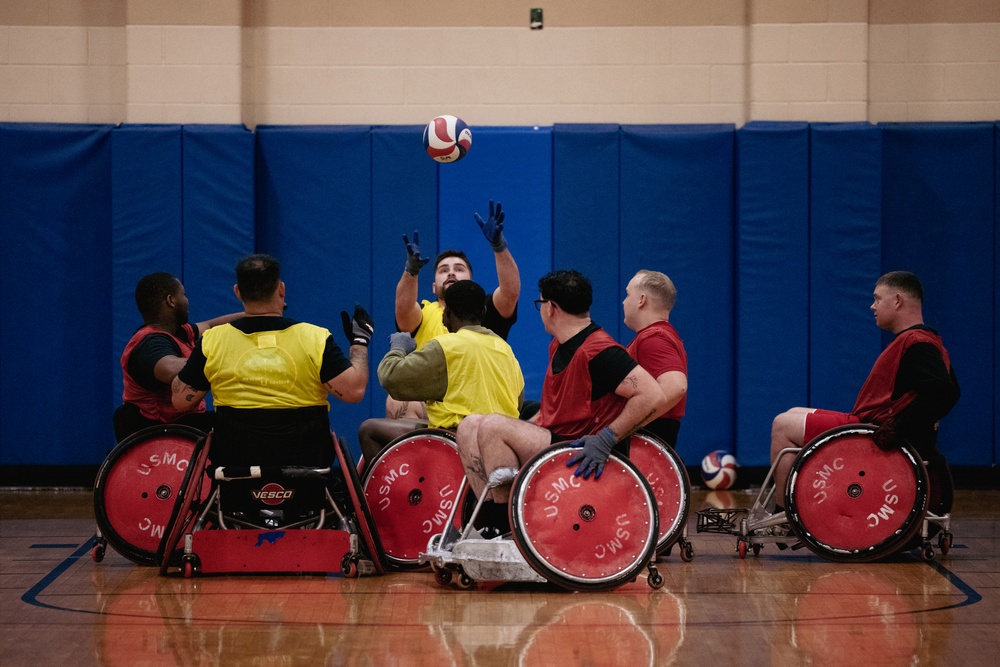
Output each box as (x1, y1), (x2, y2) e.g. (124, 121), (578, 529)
(803, 409), (860, 445)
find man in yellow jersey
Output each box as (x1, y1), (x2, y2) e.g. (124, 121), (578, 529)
(387, 199), (521, 421)
(358, 280), (524, 465)
(171, 254), (372, 468)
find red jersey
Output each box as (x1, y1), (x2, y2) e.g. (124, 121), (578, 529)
(626, 320), (687, 420)
(121, 323), (205, 422)
(536, 327), (630, 439)
(852, 327), (951, 423)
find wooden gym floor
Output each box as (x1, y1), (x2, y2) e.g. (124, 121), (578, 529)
(1, 488), (997, 666)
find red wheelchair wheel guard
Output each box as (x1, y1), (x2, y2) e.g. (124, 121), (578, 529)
(361, 429), (466, 568)
(93, 425), (207, 566)
(629, 431), (691, 555)
(335, 433), (386, 574)
(157, 431), (212, 574)
(510, 444), (658, 591)
(786, 424), (928, 562)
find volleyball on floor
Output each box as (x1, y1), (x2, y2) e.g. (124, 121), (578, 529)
(701, 450), (738, 489)
(422, 115), (472, 163)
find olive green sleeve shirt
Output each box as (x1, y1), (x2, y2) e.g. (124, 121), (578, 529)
(377, 338), (449, 402)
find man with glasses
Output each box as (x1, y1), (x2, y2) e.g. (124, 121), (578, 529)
(456, 269), (667, 517)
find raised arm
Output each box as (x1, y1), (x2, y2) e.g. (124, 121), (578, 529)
(326, 306), (374, 404)
(395, 230), (430, 334)
(474, 200), (520, 319)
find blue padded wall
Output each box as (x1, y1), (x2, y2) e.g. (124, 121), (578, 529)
(1, 121), (999, 472)
(181, 125), (255, 322)
(111, 125), (185, 416)
(371, 125), (439, 418)
(254, 126), (374, 454)
(619, 125), (737, 463)
(0, 124), (114, 464)
(881, 123), (996, 466)
(808, 124), (883, 411)
(553, 124), (621, 338)
(736, 122), (810, 465)
(438, 127), (553, 400)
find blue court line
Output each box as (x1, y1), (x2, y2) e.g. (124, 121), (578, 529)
(21, 536), (104, 614)
(924, 558), (983, 609)
(20, 537), (983, 618)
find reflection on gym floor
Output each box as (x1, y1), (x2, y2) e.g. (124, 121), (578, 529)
(1, 489), (996, 666)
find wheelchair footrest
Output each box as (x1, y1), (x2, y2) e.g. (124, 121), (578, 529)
(191, 529), (352, 574)
(696, 508), (747, 535)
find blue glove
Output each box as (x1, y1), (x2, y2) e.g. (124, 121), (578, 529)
(340, 305), (374, 347)
(389, 331), (417, 355)
(566, 428), (617, 479)
(403, 230), (431, 276)
(474, 200), (507, 253)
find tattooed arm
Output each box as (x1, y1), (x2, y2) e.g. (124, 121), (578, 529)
(604, 365), (668, 442)
(171, 375), (208, 412)
(325, 344), (369, 404)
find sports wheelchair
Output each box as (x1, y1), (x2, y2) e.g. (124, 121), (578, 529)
(152, 429), (384, 577)
(360, 428), (470, 570)
(696, 424), (954, 562)
(419, 430), (693, 592)
(93, 424), (208, 565)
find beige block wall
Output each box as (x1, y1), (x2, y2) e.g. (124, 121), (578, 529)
(0, 0), (997, 126)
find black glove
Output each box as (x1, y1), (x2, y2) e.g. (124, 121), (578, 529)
(566, 427), (617, 479)
(403, 230), (431, 276)
(388, 331), (417, 355)
(340, 305), (374, 347)
(474, 200), (507, 252)
(872, 420), (898, 451)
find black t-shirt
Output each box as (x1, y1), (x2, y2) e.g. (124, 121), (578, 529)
(550, 322), (637, 401)
(128, 324), (200, 392)
(482, 294), (517, 340)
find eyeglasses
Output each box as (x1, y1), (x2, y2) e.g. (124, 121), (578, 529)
(533, 299), (550, 311)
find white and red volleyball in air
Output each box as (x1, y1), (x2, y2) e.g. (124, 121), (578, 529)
(701, 450), (738, 490)
(423, 115), (472, 163)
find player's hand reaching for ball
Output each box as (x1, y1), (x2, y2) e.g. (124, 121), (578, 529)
(474, 200), (507, 253)
(403, 230), (430, 276)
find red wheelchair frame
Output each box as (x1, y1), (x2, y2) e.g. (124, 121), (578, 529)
(156, 430), (385, 578)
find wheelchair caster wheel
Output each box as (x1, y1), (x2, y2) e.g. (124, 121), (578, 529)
(938, 532), (953, 555)
(737, 540), (748, 559)
(341, 554), (359, 578)
(680, 541), (694, 562)
(752, 543), (762, 556)
(647, 563), (664, 590)
(433, 566), (452, 587)
(92, 542), (106, 563)
(457, 572), (475, 590)
(181, 554), (199, 578)
(921, 544), (935, 562)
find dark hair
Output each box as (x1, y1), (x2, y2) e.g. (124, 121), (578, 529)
(435, 249), (473, 277)
(877, 270), (923, 303)
(236, 254), (281, 303)
(441, 280), (487, 323)
(538, 269), (592, 315)
(135, 272), (180, 321)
